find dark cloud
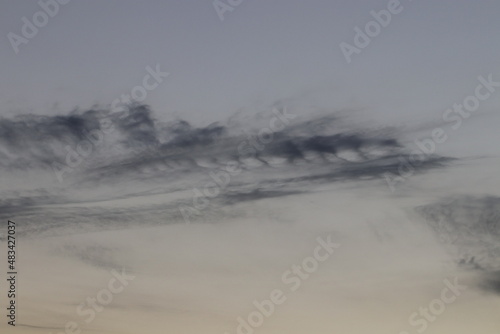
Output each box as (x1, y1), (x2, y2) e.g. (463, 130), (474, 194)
(0, 110), (98, 169)
(417, 195), (500, 238)
(53, 244), (118, 269)
(160, 120), (226, 149)
(417, 195), (500, 273)
(0, 104), (444, 176)
(0, 104), (458, 228)
(114, 105), (159, 149)
(0, 189), (61, 215)
(302, 134), (398, 156)
(479, 271), (500, 295)
(222, 189), (306, 205)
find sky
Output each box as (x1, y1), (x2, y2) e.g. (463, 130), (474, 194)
(1, 1), (500, 334)
(1, 0), (500, 125)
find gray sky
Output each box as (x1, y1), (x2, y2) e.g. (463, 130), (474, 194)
(2, 0), (500, 125)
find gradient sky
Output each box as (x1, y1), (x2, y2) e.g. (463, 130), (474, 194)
(1, 0), (500, 126)
(1, 2), (500, 334)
